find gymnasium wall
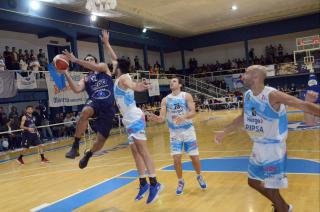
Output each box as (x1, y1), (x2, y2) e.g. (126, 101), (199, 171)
(164, 51), (183, 70)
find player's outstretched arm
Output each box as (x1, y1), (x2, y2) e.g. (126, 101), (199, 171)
(269, 91), (320, 116)
(214, 110), (244, 144)
(62, 49), (108, 74)
(148, 97), (167, 123)
(121, 75), (150, 92)
(64, 70), (85, 93)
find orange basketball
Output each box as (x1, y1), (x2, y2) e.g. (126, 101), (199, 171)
(53, 54), (69, 73)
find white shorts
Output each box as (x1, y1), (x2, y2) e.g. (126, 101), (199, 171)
(122, 112), (147, 144)
(248, 142), (288, 189)
(169, 126), (199, 156)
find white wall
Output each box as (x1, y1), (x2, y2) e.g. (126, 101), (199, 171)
(0, 30), (69, 59)
(0, 30), (145, 65)
(185, 42), (245, 66)
(164, 51), (182, 70)
(248, 29), (320, 57)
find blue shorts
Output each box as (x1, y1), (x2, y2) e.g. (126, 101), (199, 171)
(85, 99), (115, 139)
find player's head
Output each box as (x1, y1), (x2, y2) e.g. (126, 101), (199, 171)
(170, 76), (183, 91)
(243, 65), (267, 89)
(25, 105), (33, 114)
(115, 58), (130, 76)
(84, 54), (98, 64)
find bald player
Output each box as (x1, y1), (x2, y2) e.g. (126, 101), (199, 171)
(215, 65), (320, 212)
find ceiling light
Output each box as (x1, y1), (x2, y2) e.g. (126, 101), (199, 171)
(232, 5), (238, 10)
(90, 14), (97, 22)
(30, 0), (40, 10)
(142, 28), (147, 33)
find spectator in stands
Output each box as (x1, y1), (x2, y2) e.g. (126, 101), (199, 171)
(3, 46), (12, 70)
(0, 107), (7, 126)
(0, 56), (5, 71)
(30, 49), (35, 62)
(249, 48), (255, 62)
(9, 106), (19, 127)
(134, 56), (140, 70)
(29, 56), (41, 78)
(18, 49), (24, 61)
(11, 47), (19, 70)
(154, 61), (160, 75)
(278, 44), (283, 57)
(52, 113), (63, 138)
(24, 50), (30, 64)
(37, 49), (46, 66)
(19, 57), (28, 72)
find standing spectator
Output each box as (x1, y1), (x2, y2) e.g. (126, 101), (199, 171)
(24, 50), (30, 64)
(134, 56), (140, 70)
(0, 107), (7, 126)
(18, 49), (24, 61)
(30, 49), (35, 61)
(9, 106), (19, 127)
(52, 113), (63, 138)
(19, 57), (28, 72)
(278, 44), (283, 57)
(38, 105), (53, 140)
(29, 56), (41, 78)
(3, 46), (12, 70)
(0, 56), (5, 71)
(11, 47), (19, 70)
(249, 48), (255, 63)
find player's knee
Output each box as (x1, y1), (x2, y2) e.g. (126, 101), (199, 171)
(80, 111), (91, 120)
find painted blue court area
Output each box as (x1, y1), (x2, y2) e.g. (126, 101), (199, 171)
(161, 157), (320, 174)
(36, 170), (139, 212)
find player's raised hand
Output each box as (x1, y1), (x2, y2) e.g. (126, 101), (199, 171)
(100, 30), (110, 45)
(214, 131), (225, 144)
(141, 79), (151, 90)
(62, 49), (76, 62)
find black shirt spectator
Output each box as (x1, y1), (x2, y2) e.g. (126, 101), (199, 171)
(3, 46), (12, 70)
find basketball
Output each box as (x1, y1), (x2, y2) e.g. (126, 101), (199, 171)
(53, 54), (69, 73)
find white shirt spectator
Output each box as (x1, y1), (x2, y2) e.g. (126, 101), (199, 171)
(64, 116), (73, 127)
(0, 58), (5, 71)
(30, 60), (40, 72)
(19, 59), (28, 71)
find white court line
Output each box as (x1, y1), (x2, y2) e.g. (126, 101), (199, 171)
(30, 203), (50, 212)
(29, 169), (136, 212)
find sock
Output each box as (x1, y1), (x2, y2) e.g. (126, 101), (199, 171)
(85, 150), (93, 158)
(73, 137), (80, 149)
(18, 154), (23, 160)
(139, 177), (147, 187)
(197, 174), (201, 178)
(40, 154), (45, 160)
(149, 176), (158, 186)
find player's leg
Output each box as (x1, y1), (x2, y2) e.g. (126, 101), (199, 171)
(130, 142), (149, 201)
(16, 133), (29, 165)
(248, 178), (290, 212)
(66, 106), (94, 159)
(133, 138), (163, 204)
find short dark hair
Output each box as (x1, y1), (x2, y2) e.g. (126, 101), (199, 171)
(26, 105), (33, 109)
(84, 54), (98, 63)
(117, 58), (130, 74)
(172, 76), (183, 85)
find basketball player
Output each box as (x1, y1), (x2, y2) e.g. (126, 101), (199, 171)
(62, 30), (117, 169)
(214, 65), (320, 212)
(114, 59), (163, 204)
(304, 72), (320, 126)
(16, 105), (49, 164)
(148, 77), (207, 195)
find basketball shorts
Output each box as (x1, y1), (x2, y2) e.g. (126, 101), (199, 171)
(22, 132), (43, 148)
(123, 113), (147, 144)
(248, 142), (288, 189)
(169, 126), (199, 156)
(85, 99), (115, 139)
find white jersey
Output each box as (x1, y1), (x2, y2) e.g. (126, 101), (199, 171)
(243, 86), (288, 144)
(166, 92), (193, 132)
(114, 74), (144, 127)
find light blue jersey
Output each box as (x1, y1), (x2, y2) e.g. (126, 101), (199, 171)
(244, 86), (288, 188)
(114, 74), (146, 143)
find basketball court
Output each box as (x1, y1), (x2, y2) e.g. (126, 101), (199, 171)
(0, 109), (319, 212)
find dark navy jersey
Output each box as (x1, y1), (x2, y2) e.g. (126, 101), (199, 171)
(307, 74), (320, 103)
(23, 113), (37, 133)
(85, 72), (115, 106)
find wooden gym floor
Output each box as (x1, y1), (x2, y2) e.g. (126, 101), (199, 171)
(0, 109), (319, 212)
